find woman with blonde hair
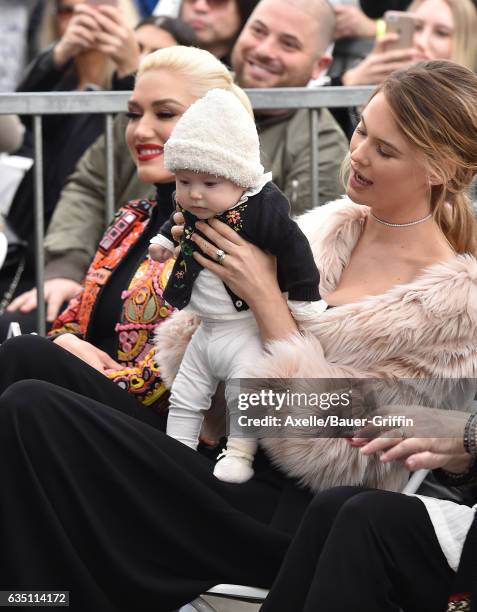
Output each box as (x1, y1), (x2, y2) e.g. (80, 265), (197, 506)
(343, 0), (477, 86)
(162, 58), (477, 494)
(3, 44), (250, 418)
(255, 60), (477, 611)
(1, 9), (197, 327)
(0, 44), (315, 611)
(420, 0), (477, 71)
(154, 58), (477, 611)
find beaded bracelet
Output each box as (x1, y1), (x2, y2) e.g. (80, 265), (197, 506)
(463, 412), (477, 457)
(434, 413), (477, 485)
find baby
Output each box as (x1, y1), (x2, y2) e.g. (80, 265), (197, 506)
(151, 88), (322, 483)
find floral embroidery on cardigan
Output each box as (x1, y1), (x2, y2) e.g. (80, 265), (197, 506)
(169, 198), (249, 291)
(224, 203), (247, 232)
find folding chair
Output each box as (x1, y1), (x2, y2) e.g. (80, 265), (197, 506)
(181, 469), (430, 612)
(179, 585), (268, 611)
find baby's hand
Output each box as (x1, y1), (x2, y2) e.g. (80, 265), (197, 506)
(148, 244), (173, 262)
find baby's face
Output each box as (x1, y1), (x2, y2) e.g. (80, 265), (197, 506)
(175, 170), (245, 219)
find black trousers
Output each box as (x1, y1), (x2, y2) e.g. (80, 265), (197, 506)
(0, 335), (308, 611)
(0, 334), (168, 428)
(261, 486), (455, 612)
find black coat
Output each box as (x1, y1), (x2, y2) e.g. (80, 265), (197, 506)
(360, 0), (412, 18)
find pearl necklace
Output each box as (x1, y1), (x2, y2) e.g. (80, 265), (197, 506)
(370, 211), (433, 228)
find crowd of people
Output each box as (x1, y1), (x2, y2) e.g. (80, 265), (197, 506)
(0, 1), (476, 611)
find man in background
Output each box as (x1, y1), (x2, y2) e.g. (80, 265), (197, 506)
(180, 0), (259, 64)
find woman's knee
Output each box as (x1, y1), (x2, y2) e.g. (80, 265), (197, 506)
(305, 486), (369, 523)
(0, 380), (73, 462)
(0, 333), (51, 362)
(334, 489), (408, 534)
(0, 335), (61, 392)
(0, 379), (60, 419)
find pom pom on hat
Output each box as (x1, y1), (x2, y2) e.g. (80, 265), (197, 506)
(164, 88), (265, 188)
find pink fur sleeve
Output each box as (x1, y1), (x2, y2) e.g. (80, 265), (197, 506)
(154, 310), (200, 389)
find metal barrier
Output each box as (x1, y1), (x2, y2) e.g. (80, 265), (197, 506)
(0, 86), (374, 334)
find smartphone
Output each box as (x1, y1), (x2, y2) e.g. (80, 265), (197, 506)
(384, 11), (415, 51)
(85, 0), (118, 6)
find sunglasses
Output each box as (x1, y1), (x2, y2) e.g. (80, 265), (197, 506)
(183, 0), (231, 7)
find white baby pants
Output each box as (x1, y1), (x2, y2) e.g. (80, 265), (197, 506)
(166, 315), (263, 456)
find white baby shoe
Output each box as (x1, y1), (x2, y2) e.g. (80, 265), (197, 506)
(213, 449), (254, 484)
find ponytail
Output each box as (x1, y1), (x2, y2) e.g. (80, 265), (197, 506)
(434, 190), (477, 256)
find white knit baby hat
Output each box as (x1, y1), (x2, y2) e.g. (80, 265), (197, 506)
(164, 88), (265, 188)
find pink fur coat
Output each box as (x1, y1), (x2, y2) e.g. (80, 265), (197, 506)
(155, 198), (477, 493)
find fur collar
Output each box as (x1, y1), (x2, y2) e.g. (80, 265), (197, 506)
(259, 199), (477, 491)
(299, 197), (477, 313)
(295, 198), (477, 377)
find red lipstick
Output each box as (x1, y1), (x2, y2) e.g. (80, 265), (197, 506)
(136, 144), (164, 162)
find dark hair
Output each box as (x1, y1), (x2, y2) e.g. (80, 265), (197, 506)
(237, 0), (261, 29)
(136, 16), (198, 48)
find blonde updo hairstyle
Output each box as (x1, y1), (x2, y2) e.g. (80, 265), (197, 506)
(408, 0), (477, 71)
(374, 60), (477, 255)
(136, 46), (254, 117)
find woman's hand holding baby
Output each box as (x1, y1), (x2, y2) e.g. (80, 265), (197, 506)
(191, 219), (276, 305)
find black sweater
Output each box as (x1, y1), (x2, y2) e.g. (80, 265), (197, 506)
(360, 0), (412, 18)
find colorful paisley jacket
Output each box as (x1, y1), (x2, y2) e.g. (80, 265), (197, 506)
(49, 197), (175, 408)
